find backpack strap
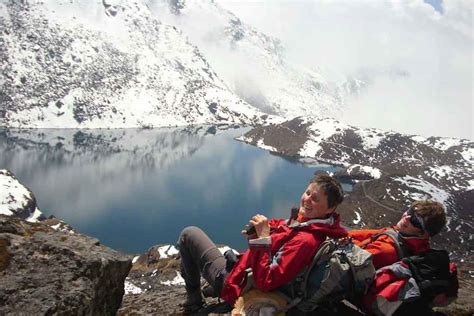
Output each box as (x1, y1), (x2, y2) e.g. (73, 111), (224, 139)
(241, 268), (256, 295)
(282, 239), (337, 311)
(360, 229), (409, 260)
(300, 239), (337, 297)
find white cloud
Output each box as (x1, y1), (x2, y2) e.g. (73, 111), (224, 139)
(216, 0), (473, 139)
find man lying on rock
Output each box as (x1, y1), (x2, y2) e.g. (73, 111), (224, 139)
(176, 173), (347, 313)
(349, 200), (458, 315)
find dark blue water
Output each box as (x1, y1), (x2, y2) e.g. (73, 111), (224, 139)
(0, 127), (348, 254)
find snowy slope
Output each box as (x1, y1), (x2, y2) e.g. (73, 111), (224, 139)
(0, 0), (279, 128)
(146, 0), (347, 118)
(238, 116), (473, 202)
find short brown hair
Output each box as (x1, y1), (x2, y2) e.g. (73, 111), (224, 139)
(411, 200), (446, 236)
(310, 173), (344, 209)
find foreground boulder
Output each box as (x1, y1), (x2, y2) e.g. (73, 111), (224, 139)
(0, 215), (132, 315)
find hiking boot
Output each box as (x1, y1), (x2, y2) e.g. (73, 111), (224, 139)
(202, 283), (217, 298)
(181, 290), (204, 313)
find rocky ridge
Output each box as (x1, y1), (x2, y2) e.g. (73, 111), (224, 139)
(0, 1), (278, 128)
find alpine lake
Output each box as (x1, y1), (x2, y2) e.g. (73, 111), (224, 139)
(0, 126), (351, 254)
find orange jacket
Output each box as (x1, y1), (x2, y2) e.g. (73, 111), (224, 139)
(348, 226), (430, 269)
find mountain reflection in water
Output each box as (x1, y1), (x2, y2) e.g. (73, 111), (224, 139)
(0, 127), (347, 253)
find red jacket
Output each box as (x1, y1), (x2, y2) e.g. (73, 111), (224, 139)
(220, 213), (348, 305)
(348, 226), (430, 269)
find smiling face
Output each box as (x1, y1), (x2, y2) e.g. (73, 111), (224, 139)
(299, 183), (335, 219)
(397, 210), (426, 236)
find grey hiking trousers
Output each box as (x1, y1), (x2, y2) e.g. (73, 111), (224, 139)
(177, 226), (228, 296)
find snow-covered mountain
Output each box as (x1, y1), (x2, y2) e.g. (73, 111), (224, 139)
(147, 0), (349, 118)
(0, 0), (280, 128)
(0, 0), (413, 129)
(238, 117), (474, 260)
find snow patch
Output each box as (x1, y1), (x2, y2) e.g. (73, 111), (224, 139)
(411, 135), (427, 143)
(157, 245), (179, 259)
(26, 207), (42, 223)
(299, 118), (350, 158)
(383, 188), (398, 201)
(235, 135), (252, 143)
(0, 3), (9, 19)
(356, 128), (387, 150)
(467, 180), (474, 190)
(429, 138), (465, 151)
(300, 139), (323, 158)
(50, 223), (61, 230)
(124, 280), (143, 295)
(347, 164), (382, 179)
(0, 169), (42, 219)
(394, 175), (450, 204)
(160, 271), (185, 286)
(460, 147), (474, 164)
(256, 139), (276, 152)
(426, 165), (454, 179)
(353, 210), (362, 225)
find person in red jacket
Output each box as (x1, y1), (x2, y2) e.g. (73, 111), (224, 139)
(348, 200), (447, 269)
(177, 173), (347, 313)
(349, 200), (451, 315)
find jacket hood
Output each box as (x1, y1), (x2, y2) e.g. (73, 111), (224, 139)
(393, 226), (431, 254)
(289, 212), (347, 238)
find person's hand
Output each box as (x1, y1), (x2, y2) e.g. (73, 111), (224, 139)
(249, 214), (270, 238)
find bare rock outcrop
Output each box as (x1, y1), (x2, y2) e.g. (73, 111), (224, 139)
(0, 215), (132, 315)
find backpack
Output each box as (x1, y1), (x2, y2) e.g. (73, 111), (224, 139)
(367, 229), (459, 301)
(402, 249), (458, 303)
(279, 238), (376, 312)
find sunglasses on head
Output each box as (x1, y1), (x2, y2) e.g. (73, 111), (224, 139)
(407, 207), (425, 231)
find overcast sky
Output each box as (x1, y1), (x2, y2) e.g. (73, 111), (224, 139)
(216, 0), (473, 140)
